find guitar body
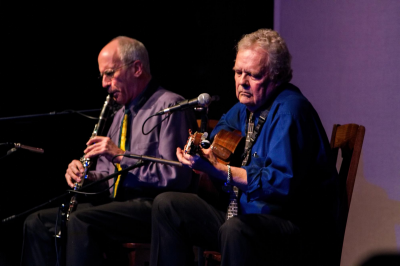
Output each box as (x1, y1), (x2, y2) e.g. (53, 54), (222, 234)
(184, 129), (245, 210)
(184, 129), (244, 165)
(211, 129), (244, 165)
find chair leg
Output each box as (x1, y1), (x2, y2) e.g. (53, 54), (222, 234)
(127, 249), (137, 266)
(203, 251), (221, 266)
(122, 243), (151, 266)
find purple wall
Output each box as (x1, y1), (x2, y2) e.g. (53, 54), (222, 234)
(275, 0), (400, 265)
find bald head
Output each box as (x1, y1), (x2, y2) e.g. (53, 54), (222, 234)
(103, 36), (151, 74)
(98, 39), (121, 68)
(98, 36), (152, 105)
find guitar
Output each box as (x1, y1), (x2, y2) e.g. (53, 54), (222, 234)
(184, 128), (244, 166)
(184, 129), (245, 210)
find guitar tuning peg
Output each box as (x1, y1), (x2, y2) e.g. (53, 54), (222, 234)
(201, 132), (208, 140)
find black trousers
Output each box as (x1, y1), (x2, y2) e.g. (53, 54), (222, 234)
(21, 197), (153, 266)
(150, 192), (305, 266)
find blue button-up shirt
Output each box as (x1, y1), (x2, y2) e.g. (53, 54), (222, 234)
(210, 83), (340, 229)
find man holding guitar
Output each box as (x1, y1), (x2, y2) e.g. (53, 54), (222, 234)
(150, 29), (341, 266)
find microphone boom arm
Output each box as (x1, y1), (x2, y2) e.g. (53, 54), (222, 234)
(1, 154), (182, 224)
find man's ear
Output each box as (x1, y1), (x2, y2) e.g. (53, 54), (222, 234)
(132, 60), (143, 77)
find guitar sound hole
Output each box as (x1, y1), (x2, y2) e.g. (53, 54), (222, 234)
(200, 140), (211, 149)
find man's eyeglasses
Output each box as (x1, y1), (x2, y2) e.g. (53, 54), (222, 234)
(98, 60), (137, 81)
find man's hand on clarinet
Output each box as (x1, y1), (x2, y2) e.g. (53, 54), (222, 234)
(65, 159), (85, 188)
(84, 136), (124, 163)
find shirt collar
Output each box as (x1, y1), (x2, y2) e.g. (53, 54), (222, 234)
(124, 83), (150, 115)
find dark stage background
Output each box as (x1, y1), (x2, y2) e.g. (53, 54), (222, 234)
(0, 2), (273, 265)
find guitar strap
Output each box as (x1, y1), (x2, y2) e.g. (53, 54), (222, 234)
(225, 107), (271, 220)
(241, 84), (284, 164)
(226, 85), (283, 218)
(241, 108), (270, 166)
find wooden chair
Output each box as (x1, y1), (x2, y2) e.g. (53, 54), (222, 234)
(330, 123), (365, 210)
(330, 123), (365, 263)
(202, 123), (366, 266)
(198, 118), (218, 134)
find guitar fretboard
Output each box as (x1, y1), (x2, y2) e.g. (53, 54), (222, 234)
(225, 112), (254, 221)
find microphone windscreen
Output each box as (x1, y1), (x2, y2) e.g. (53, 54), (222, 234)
(198, 93), (212, 106)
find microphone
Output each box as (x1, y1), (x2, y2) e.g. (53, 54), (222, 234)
(156, 93), (218, 115)
(12, 143), (44, 154)
(1, 143), (44, 158)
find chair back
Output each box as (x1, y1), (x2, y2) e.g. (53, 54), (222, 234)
(330, 123), (365, 210)
(330, 123), (365, 264)
(197, 119), (219, 134)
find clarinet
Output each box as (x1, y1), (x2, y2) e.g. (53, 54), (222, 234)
(66, 94), (114, 221)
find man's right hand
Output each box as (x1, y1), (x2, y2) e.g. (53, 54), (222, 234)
(65, 159), (85, 188)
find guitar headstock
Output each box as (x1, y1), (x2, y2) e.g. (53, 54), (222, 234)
(184, 129), (209, 156)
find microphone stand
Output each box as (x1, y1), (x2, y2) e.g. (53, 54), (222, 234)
(192, 106), (208, 266)
(1, 161), (140, 224)
(1, 155), (182, 224)
(0, 109), (102, 121)
(0, 147), (18, 160)
(196, 107), (209, 133)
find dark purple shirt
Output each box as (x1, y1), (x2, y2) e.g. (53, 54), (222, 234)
(91, 85), (197, 192)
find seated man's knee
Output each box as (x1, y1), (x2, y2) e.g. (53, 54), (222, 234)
(23, 211), (56, 237)
(24, 212), (41, 230)
(153, 192), (187, 209)
(153, 192), (194, 220)
(218, 217), (243, 240)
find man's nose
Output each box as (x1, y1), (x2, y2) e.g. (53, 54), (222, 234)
(102, 77), (111, 88)
(238, 74), (249, 87)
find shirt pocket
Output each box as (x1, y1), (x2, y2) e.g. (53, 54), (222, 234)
(134, 141), (159, 157)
